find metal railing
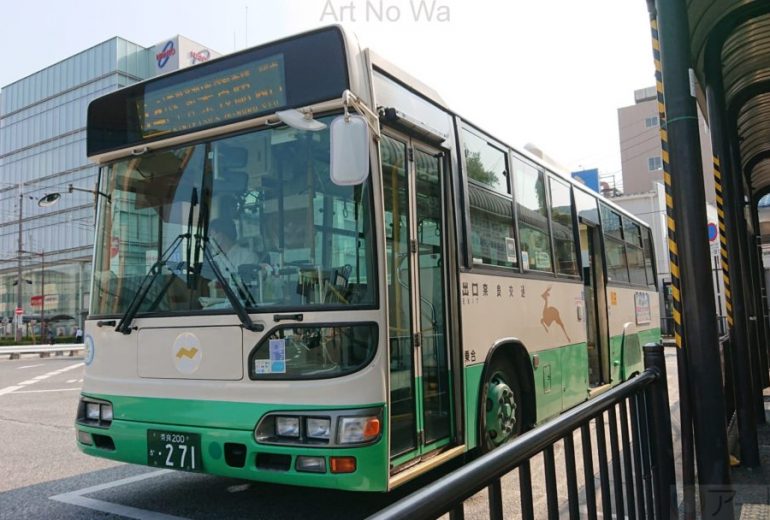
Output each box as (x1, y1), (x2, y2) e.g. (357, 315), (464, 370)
(1, 343), (84, 358)
(370, 343), (677, 520)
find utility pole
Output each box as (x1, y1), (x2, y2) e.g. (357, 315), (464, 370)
(40, 250), (45, 342)
(21, 249), (46, 342)
(15, 183), (24, 343)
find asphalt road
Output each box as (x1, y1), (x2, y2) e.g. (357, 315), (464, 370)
(0, 351), (681, 519)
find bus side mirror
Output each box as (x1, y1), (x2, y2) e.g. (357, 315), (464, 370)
(330, 114), (370, 186)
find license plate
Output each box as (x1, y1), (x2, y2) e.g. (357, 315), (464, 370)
(147, 430), (202, 472)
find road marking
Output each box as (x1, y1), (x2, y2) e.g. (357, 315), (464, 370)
(0, 362), (83, 396)
(50, 469), (190, 520)
(12, 387), (81, 394)
(0, 386), (23, 396)
(17, 364), (44, 369)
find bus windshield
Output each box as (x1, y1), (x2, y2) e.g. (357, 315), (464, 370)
(91, 115), (375, 317)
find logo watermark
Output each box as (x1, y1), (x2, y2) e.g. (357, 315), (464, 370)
(320, 0), (451, 23)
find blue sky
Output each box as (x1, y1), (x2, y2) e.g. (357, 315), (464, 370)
(0, 0), (655, 180)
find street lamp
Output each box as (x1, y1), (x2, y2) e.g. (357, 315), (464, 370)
(10, 182), (64, 343)
(5, 182), (106, 343)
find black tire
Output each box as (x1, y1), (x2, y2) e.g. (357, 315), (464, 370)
(479, 355), (523, 453)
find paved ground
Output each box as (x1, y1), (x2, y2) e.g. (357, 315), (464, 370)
(0, 349), (768, 519)
(732, 394), (770, 519)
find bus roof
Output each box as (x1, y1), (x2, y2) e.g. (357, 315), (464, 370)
(366, 44), (651, 231)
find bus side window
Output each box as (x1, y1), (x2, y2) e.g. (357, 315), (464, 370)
(548, 176), (579, 277)
(512, 156), (553, 273)
(462, 127), (517, 269)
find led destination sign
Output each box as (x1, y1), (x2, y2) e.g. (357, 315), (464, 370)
(87, 26), (350, 157)
(141, 54), (287, 138)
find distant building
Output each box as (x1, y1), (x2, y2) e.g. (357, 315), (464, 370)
(617, 86), (715, 202)
(0, 36), (219, 337)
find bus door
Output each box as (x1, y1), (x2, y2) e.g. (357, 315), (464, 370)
(381, 132), (452, 466)
(579, 221), (611, 389)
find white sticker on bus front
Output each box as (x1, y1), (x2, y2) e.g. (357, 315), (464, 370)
(254, 360), (271, 374)
(269, 339), (286, 374)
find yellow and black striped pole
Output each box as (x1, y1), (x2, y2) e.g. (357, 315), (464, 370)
(650, 14), (697, 519)
(650, 18), (683, 349)
(713, 156), (734, 330)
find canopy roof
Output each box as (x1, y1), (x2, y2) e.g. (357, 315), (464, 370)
(688, 1), (770, 198)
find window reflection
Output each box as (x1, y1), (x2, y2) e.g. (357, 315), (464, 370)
(91, 116), (375, 316)
(513, 158), (553, 272)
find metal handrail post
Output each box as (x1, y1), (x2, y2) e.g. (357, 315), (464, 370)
(643, 343), (678, 520)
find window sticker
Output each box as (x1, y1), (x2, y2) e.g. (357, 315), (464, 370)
(269, 338), (286, 374)
(505, 237), (517, 263)
(254, 359), (271, 374)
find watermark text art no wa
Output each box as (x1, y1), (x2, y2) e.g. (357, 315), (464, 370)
(320, 0), (451, 23)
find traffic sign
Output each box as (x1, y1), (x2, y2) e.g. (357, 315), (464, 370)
(15, 307), (23, 316)
(707, 222), (718, 242)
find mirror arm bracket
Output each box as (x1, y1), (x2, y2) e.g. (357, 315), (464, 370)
(342, 90), (381, 140)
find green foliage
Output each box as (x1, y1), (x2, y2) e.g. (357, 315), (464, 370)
(466, 151), (497, 186)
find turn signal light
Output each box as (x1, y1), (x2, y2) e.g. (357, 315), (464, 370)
(330, 456), (356, 474)
(338, 416), (381, 444)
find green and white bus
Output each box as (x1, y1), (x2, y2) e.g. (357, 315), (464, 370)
(76, 25), (660, 492)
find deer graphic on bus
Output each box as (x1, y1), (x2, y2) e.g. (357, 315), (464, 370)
(541, 286), (571, 342)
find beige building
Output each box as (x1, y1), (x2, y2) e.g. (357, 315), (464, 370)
(618, 86), (715, 203)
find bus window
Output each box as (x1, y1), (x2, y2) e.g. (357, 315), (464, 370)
(624, 219), (647, 286)
(467, 185), (517, 268)
(513, 157), (553, 273)
(462, 128), (508, 195)
(643, 227), (657, 288)
(463, 128), (516, 268)
(600, 205), (622, 240)
(574, 189), (599, 225)
(626, 243), (647, 286)
(548, 177), (578, 277)
(600, 204), (629, 283)
(623, 218), (642, 247)
(604, 238), (630, 283)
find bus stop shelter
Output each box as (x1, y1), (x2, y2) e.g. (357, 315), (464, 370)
(652, 0), (770, 516)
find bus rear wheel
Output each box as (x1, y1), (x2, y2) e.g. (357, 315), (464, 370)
(480, 356), (522, 452)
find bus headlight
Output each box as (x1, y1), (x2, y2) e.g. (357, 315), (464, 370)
(306, 417), (331, 440)
(77, 397), (113, 428)
(275, 416), (300, 438)
(86, 403), (101, 421)
(338, 416), (381, 444)
(100, 404), (113, 422)
(254, 408), (382, 446)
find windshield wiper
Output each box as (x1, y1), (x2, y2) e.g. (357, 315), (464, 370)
(186, 187), (199, 288)
(203, 236), (263, 332)
(115, 233), (189, 334)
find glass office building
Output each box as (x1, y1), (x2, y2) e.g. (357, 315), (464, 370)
(0, 36), (218, 340)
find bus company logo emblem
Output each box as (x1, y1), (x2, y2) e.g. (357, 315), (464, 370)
(172, 332), (202, 374)
(540, 287), (571, 342)
(84, 335), (95, 366)
(156, 41), (176, 68)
